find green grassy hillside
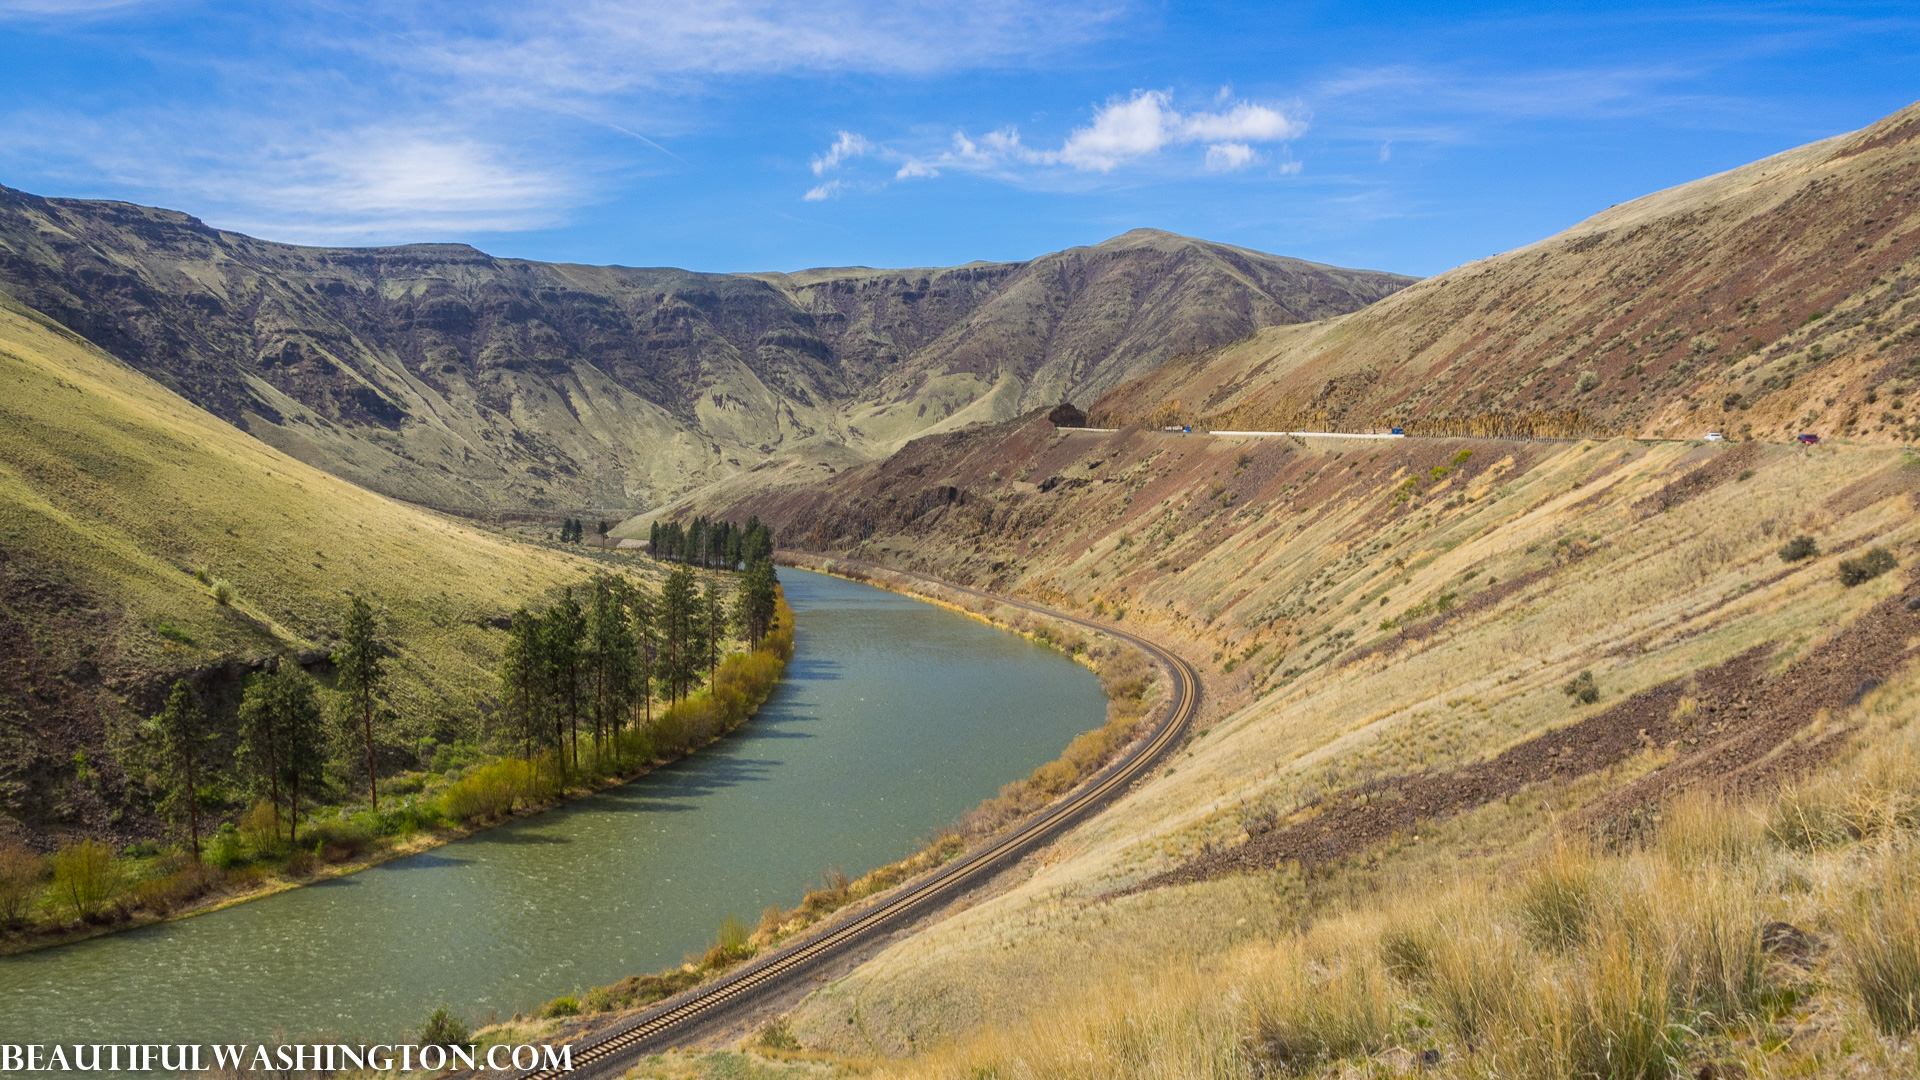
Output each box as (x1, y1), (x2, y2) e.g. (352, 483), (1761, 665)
(0, 291), (626, 847)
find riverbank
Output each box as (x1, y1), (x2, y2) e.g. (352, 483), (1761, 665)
(0, 593), (797, 958)
(481, 563), (1169, 1046)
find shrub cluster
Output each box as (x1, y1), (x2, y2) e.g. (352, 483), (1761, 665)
(1838, 546), (1897, 586)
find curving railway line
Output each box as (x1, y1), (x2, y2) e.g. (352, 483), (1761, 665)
(510, 565), (1201, 1079)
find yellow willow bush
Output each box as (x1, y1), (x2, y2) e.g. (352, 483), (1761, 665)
(652, 598), (794, 760)
(439, 758), (537, 823)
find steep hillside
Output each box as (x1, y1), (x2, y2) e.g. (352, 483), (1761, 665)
(0, 192), (1411, 514)
(0, 290), (621, 847)
(697, 413), (1920, 1070)
(1093, 101), (1920, 444)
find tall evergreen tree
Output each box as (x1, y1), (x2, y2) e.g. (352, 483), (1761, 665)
(235, 672), (283, 828)
(500, 609), (547, 760)
(587, 574), (635, 749)
(629, 581), (657, 727)
(735, 558), (779, 646)
(700, 580), (726, 682)
(544, 587), (586, 771)
(336, 596), (388, 811)
(239, 662), (327, 847)
(659, 566), (698, 703)
(149, 680), (205, 861)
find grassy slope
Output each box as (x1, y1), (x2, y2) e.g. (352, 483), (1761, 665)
(0, 292), (630, 844)
(1092, 100), (1920, 445)
(719, 423), (1915, 1065)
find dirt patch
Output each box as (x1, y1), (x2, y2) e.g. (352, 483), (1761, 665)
(1633, 442), (1762, 517)
(1338, 555), (1581, 669)
(1129, 578), (1920, 893)
(1822, 459), (1920, 517)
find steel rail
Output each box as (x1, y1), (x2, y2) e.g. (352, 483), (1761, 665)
(509, 566), (1200, 1080)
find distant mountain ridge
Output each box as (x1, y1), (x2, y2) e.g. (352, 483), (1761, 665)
(0, 191), (1414, 514)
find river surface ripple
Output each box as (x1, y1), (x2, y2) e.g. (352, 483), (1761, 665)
(0, 568), (1107, 1047)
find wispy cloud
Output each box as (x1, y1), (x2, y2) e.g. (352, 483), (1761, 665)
(811, 132), (873, 177)
(847, 89), (1306, 195)
(384, 0), (1129, 99)
(10, 113), (578, 243)
(0, 0), (154, 16)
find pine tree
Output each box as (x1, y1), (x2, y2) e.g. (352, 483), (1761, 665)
(700, 580), (726, 682)
(149, 680), (205, 861)
(236, 672), (283, 829)
(629, 581), (657, 728)
(336, 596), (389, 811)
(500, 608), (548, 760)
(659, 566), (698, 703)
(239, 662), (327, 847)
(735, 558), (779, 646)
(587, 574), (636, 749)
(543, 587), (586, 773)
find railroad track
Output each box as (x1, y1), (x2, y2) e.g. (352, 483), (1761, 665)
(510, 565), (1201, 1080)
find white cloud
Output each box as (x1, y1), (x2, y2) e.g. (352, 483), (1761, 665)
(1179, 101), (1304, 143)
(884, 90), (1304, 184)
(1050, 91), (1304, 172)
(1204, 142), (1257, 172)
(811, 132), (872, 176)
(803, 179), (846, 201)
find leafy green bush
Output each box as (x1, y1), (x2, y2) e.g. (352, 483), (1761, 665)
(1838, 547), (1897, 586)
(1562, 670), (1600, 705)
(237, 801), (284, 857)
(417, 1006), (470, 1048)
(755, 1018), (801, 1052)
(1777, 535), (1820, 562)
(206, 823), (246, 869)
(0, 842), (45, 927)
(539, 995), (580, 1019)
(439, 758), (534, 823)
(49, 839), (124, 922)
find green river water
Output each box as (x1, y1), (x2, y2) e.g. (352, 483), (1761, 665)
(0, 568), (1107, 1049)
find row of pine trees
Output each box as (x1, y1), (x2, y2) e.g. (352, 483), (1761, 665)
(143, 595), (387, 858)
(140, 547), (781, 863)
(648, 515), (771, 569)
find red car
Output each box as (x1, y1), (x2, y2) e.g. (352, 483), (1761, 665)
(1797, 433), (1820, 445)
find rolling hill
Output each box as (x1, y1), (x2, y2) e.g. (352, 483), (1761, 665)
(0, 194), (1412, 516)
(0, 290), (620, 847)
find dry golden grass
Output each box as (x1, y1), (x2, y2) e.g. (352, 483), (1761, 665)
(772, 432), (1920, 1066)
(858, 664), (1920, 1080)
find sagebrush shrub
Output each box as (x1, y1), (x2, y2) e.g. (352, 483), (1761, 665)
(1838, 546), (1897, 586)
(1777, 535), (1819, 562)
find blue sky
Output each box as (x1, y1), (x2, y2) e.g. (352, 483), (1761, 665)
(2, 1), (1916, 277)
